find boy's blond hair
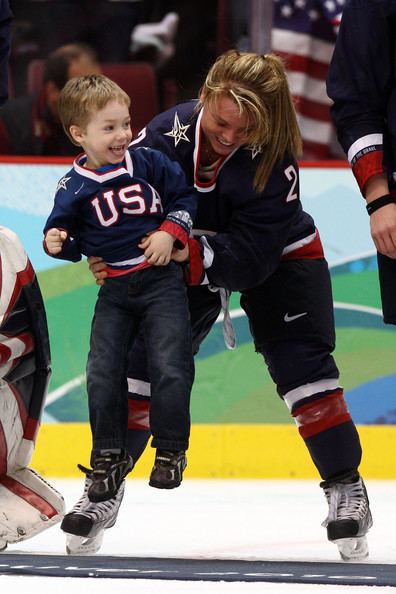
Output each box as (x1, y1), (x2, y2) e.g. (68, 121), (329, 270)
(58, 74), (131, 145)
(198, 50), (302, 193)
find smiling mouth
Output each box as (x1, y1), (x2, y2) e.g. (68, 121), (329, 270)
(216, 137), (233, 147)
(110, 145), (126, 154)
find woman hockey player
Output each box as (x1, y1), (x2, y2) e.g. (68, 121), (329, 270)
(66, 49), (372, 561)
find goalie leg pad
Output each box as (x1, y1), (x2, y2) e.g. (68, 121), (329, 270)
(0, 467), (65, 546)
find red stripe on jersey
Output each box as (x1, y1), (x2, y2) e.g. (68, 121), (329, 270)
(352, 150), (384, 194)
(0, 475), (60, 518)
(282, 230), (324, 261)
(293, 389), (351, 439)
(106, 260), (151, 277)
(127, 398), (150, 430)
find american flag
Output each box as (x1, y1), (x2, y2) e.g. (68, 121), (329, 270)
(271, 0), (344, 159)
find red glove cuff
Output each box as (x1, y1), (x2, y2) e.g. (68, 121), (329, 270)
(184, 238), (204, 285)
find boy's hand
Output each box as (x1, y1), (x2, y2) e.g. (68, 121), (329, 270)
(44, 228), (67, 255)
(139, 230), (174, 265)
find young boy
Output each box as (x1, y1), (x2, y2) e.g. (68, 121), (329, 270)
(43, 75), (196, 508)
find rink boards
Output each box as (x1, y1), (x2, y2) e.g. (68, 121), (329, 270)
(1, 159), (396, 480)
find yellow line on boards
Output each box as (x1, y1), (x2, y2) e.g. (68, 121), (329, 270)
(31, 424), (396, 479)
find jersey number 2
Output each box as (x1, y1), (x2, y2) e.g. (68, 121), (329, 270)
(284, 165), (298, 202)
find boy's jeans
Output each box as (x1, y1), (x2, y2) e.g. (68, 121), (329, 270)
(87, 262), (193, 453)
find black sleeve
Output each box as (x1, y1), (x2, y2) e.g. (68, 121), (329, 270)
(327, 0), (395, 191)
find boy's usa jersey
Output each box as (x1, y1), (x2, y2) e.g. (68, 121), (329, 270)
(44, 146), (197, 270)
(327, 0), (396, 194)
(131, 100), (320, 291)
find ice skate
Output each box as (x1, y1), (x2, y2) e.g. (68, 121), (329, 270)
(82, 449), (133, 502)
(61, 476), (125, 555)
(320, 471), (372, 561)
(149, 449), (187, 489)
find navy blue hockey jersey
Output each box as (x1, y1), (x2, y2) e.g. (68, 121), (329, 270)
(327, 0), (396, 194)
(44, 146), (197, 272)
(131, 100), (321, 291)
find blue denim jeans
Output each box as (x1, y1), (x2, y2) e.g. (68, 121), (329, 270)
(87, 262), (193, 452)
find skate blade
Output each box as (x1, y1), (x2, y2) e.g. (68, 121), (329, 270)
(0, 539), (7, 552)
(66, 531), (104, 555)
(335, 536), (369, 561)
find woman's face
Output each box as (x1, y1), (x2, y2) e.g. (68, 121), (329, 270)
(200, 94), (252, 157)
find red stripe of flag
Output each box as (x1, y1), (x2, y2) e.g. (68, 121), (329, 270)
(294, 95), (331, 122)
(276, 51), (330, 80)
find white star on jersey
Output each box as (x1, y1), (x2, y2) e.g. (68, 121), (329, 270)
(245, 144), (262, 160)
(164, 112), (190, 146)
(56, 176), (71, 192)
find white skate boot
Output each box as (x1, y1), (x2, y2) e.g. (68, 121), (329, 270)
(321, 471), (373, 561)
(61, 476), (125, 555)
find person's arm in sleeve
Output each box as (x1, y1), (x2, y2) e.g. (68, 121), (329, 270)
(327, 1), (396, 258)
(43, 190), (82, 263)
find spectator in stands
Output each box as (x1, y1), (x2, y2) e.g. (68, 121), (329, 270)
(0, 42), (101, 155)
(10, 1), (181, 96)
(10, 1), (145, 95)
(0, 0), (11, 106)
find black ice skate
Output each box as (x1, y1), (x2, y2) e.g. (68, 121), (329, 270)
(61, 476), (125, 555)
(149, 449), (187, 489)
(320, 471), (373, 561)
(82, 450), (133, 502)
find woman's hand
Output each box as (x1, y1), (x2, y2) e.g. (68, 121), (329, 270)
(370, 204), (396, 259)
(87, 256), (108, 286)
(171, 242), (190, 263)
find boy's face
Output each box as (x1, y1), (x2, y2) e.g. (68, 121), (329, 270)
(73, 99), (132, 169)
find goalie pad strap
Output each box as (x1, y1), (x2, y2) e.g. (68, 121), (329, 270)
(0, 475), (60, 518)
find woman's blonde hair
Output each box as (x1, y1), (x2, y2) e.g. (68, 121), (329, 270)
(58, 74), (131, 145)
(198, 50), (302, 192)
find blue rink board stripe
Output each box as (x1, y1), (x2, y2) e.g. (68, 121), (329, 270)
(0, 554), (395, 585)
